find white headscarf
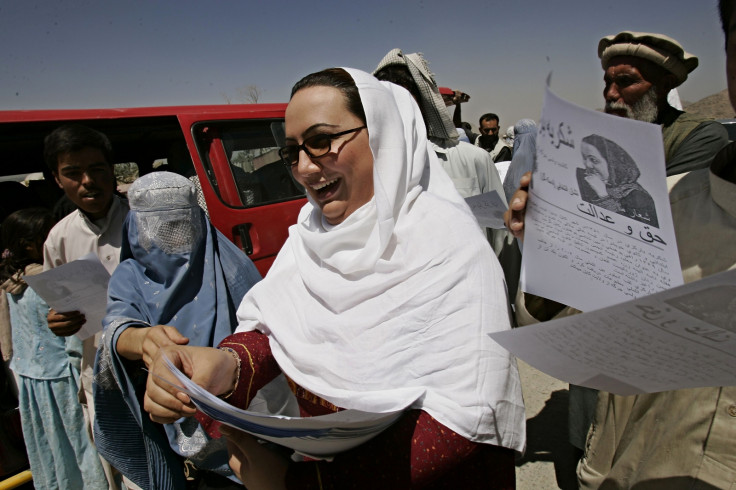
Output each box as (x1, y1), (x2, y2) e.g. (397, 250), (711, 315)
(236, 68), (525, 451)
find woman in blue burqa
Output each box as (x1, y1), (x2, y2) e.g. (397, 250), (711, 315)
(93, 171), (262, 489)
(498, 119), (538, 302)
(577, 134), (659, 227)
(502, 119), (537, 203)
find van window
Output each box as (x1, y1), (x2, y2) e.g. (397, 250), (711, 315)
(198, 121), (304, 208)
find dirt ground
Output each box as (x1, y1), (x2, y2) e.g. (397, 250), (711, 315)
(515, 360), (580, 490)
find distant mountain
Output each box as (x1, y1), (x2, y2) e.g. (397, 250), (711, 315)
(683, 89), (734, 120)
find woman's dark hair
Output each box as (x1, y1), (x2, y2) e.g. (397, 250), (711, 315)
(290, 68), (367, 124)
(43, 124), (113, 173)
(0, 208), (56, 283)
(479, 113), (500, 126)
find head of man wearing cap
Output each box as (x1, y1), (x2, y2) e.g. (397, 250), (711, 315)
(599, 31), (699, 123)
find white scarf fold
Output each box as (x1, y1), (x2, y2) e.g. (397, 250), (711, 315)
(236, 68), (525, 451)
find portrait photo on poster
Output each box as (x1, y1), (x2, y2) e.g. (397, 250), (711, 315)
(577, 134), (658, 228)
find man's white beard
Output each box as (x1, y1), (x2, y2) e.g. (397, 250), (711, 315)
(605, 86), (659, 123)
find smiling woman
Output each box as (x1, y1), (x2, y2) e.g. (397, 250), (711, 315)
(282, 70), (373, 226)
(144, 67), (525, 489)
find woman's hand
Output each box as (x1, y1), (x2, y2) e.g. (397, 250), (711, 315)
(141, 325), (189, 368)
(143, 345), (237, 424)
(117, 325), (190, 367)
(503, 171), (532, 241)
(221, 426), (289, 490)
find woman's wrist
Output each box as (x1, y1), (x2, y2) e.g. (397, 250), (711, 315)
(115, 326), (147, 360)
(218, 347), (241, 399)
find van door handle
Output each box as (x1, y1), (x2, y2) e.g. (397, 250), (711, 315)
(234, 223), (253, 255)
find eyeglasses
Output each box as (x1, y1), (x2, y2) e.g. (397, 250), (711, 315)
(279, 126), (366, 167)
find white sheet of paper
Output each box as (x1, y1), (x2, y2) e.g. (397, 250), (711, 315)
(25, 253), (110, 340)
(492, 269), (736, 395)
(465, 190), (508, 229)
(162, 356), (420, 459)
(520, 87), (683, 311)
(494, 160), (511, 184)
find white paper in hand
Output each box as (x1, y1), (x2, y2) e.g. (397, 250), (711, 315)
(160, 355), (420, 459)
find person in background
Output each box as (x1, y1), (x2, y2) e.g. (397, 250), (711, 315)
(502, 125), (515, 150)
(373, 50), (504, 199)
(496, 119), (538, 302)
(94, 172), (261, 490)
(440, 86), (476, 143)
(476, 113), (512, 163)
(462, 121), (479, 144)
(599, 30), (728, 174)
(502, 119), (537, 202)
(506, 28), (732, 462)
(42, 123), (127, 489)
(144, 67), (525, 489)
(2, 208), (107, 489)
(373, 49), (509, 257)
(577, 3), (736, 486)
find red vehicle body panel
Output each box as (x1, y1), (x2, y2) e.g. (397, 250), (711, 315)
(0, 104), (305, 276)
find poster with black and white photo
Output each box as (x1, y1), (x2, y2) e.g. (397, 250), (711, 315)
(520, 87), (682, 312)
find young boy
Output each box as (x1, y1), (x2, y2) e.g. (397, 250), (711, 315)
(42, 124), (128, 490)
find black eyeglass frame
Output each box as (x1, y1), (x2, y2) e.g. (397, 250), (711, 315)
(279, 126), (366, 168)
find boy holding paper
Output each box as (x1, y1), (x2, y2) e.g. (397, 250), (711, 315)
(42, 123), (128, 490)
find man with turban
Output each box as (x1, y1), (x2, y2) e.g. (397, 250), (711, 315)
(599, 31), (728, 175)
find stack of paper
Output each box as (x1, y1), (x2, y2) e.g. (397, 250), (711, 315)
(163, 356), (413, 459)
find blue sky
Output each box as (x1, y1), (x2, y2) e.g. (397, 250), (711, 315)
(1, 0), (729, 129)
